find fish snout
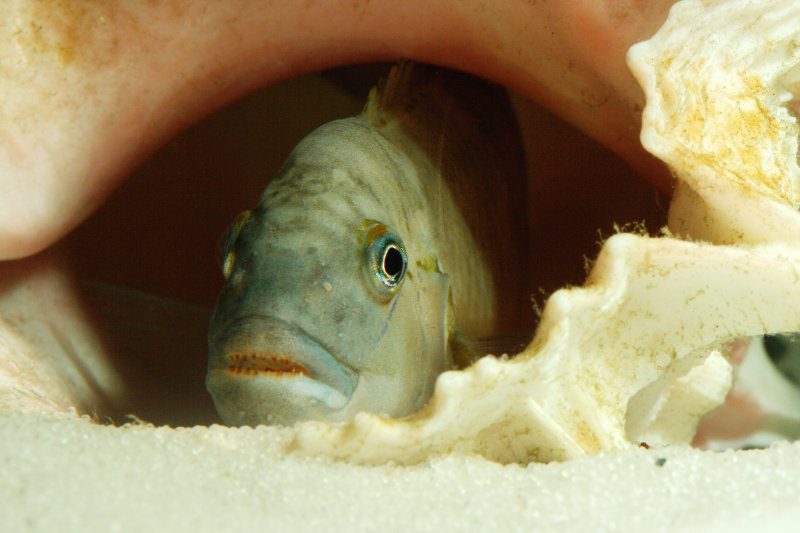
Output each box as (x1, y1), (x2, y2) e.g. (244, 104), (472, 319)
(206, 315), (357, 426)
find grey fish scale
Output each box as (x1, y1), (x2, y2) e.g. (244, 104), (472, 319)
(207, 63), (529, 426)
(262, 122), (413, 213)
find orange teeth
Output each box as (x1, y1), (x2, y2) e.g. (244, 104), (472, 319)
(226, 352), (310, 377)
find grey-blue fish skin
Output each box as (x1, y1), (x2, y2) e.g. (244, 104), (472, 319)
(207, 64), (528, 426)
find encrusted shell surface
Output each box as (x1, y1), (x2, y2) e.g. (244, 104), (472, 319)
(628, 0), (800, 247)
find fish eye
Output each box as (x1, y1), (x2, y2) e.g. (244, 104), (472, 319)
(216, 210), (251, 279)
(362, 221), (408, 295)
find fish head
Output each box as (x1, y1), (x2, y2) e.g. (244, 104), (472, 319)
(206, 119), (454, 426)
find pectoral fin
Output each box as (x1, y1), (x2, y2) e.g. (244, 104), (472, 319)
(450, 332), (532, 369)
(415, 268), (532, 370)
(80, 281), (215, 425)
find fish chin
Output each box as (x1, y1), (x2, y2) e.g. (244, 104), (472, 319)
(207, 315), (358, 425)
(206, 370), (351, 426)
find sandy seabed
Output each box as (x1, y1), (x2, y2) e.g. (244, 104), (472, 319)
(1, 411), (799, 533)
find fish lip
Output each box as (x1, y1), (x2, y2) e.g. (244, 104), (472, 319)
(225, 351), (312, 377)
(208, 315), (357, 411)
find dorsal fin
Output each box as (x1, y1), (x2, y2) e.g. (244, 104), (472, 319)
(361, 61), (414, 124)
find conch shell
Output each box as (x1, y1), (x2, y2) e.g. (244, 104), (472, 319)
(4, 0), (800, 466)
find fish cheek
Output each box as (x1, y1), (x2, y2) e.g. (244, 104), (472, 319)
(358, 269), (453, 415)
(327, 299), (349, 328)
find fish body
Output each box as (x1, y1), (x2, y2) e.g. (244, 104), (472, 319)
(207, 64), (528, 426)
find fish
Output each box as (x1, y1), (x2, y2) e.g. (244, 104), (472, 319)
(206, 63), (530, 426)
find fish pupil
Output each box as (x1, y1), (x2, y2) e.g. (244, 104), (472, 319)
(382, 245), (405, 280)
(363, 222), (407, 294)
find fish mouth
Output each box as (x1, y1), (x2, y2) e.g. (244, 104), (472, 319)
(225, 351), (311, 377)
(207, 315), (358, 426)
